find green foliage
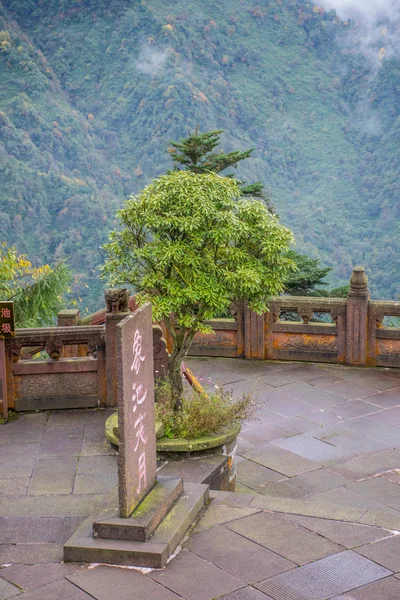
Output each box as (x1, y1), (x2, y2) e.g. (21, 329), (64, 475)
(169, 128), (274, 211)
(284, 250), (332, 296)
(155, 379), (254, 439)
(103, 170), (294, 396)
(1, 0), (400, 304)
(0, 243), (71, 326)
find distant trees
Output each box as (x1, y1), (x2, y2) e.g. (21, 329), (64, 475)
(168, 129), (275, 212)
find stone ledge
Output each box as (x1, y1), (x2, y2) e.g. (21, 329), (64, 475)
(105, 411), (240, 453)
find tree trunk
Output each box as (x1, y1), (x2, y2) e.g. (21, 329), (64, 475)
(166, 326), (197, 411)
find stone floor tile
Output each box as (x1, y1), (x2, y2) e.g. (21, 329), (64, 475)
(272, 434), (357, 466)
(47, 409), (113, 427)
(193, 504), (261, 533)
(76, 455), (117, 474)
(363, 405), (400, 426)
(258, 364), (325, 388)
(32, 456), (78, 477)
(276, 382), (346, 407)
(0, 414), (47, 447)
(305, 373), (347, 388)
(0, 479), (28, 497)
(0, 493), (107, 518)
(344, 576), (400, 599)
(236, 459), (286, 493)
(0, 544), (63, 564)
(320, 381), (380, 400)
(238, 444), (321, 477)
(330, 450), (400, 480)
(0, 517), (81, 544)
(15, 580), (93, 600)
(343, 416), (400, 447)
(28, 475), (75, 496)
(331, 370), (400, 392)
(244, 406), (285, 427)
(68, 565), (183, 600)
(255, 551), (391, 600)
(326, 400), (382, 419)
(80, 425), (117, 456)
(218, 588), (275, 600)
(209, 490), (256, 508)
(348, 478), (400, 511)
(149, 549), (245, 600)
(355, 534), (400, 571)
(261, 469), (349, 499)
(185, 525), (295, 583)
(73, 473), (117, 495)
(0, 563), (88, 591)
(299, 409), (345, 426)
(0, 444), (39, 479)
(226, 511), (343, 565)
(363, 389), (400, 408)
(256, 395), (311, 418)
(239, 417), (316, 445)
(315, 430), (388, 455)
(0, 577), (20, 599)
(309, 487), (400, 515)
(283, 514), (394, 548)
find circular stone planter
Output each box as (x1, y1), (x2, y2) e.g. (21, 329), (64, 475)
(105, 412), (240, 489)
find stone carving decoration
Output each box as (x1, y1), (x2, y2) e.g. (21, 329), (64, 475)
(105, 288), (130, 314)
(297, 304), (314, 324)
(45, 338), (63, 360)
(9, 340), (22, 363)
(152, 325), (169, 380)
(330, 305), (346, 324)
(349, 266), (369, 297)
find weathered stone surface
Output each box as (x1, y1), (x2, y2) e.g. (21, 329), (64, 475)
(331, 449), (400, 480)
(255, 551), (391, 600)
(0, 543), (63, 564)
(116, 304), (157, 517)
(93, 477), (183, 542)
(149, 549), (244, 600)
(284, 514), (394, 548)
(1, 564), (88, 592)
(355, 535), (400, 571)
(227, 511), (343, 565)
(0, 478), (28, 496)
(346, 577), (400, 599)
(239, 443), (321, 477)
(68, 565), (182, 600)
(193, 504), (260, 533)
(0, 517), (81, 544)
(11, 580), (93, 600)
(0, 577), (20, 599)
(272, 434), (357, 466)
(348, 477), (400, 511)
(185, 525), (295, 584)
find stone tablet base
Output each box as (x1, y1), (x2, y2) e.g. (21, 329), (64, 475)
(64, 481), (209, 568)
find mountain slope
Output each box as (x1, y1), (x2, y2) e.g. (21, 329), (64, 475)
(1, 0), (399, 306)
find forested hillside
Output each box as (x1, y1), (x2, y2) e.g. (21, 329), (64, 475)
(1, 0), (399, 309)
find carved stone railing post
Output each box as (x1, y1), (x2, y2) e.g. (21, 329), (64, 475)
(57, 309), (81, 357)
(346, 266), (369, 366)
(105, 289), (130, 406)
(244, 303), (266, 359)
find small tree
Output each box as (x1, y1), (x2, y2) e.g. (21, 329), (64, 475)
(169, 129), (275, 212)
(0, 243), (71, 327)
(103, 171), (294, 405)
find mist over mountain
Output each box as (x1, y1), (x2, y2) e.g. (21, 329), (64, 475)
(1, 0), (399, 308)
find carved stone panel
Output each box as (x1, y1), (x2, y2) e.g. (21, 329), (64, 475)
(116, 303), (157, 518)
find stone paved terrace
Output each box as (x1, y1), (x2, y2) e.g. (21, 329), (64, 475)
(2, 359), (400, 599)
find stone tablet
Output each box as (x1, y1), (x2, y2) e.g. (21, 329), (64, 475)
(116, 303), (157, 518)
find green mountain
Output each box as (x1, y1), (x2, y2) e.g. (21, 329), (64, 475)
(1, 0), (399, 309)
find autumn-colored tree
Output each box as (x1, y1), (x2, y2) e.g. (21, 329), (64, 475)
(0, 243), (71, 327)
